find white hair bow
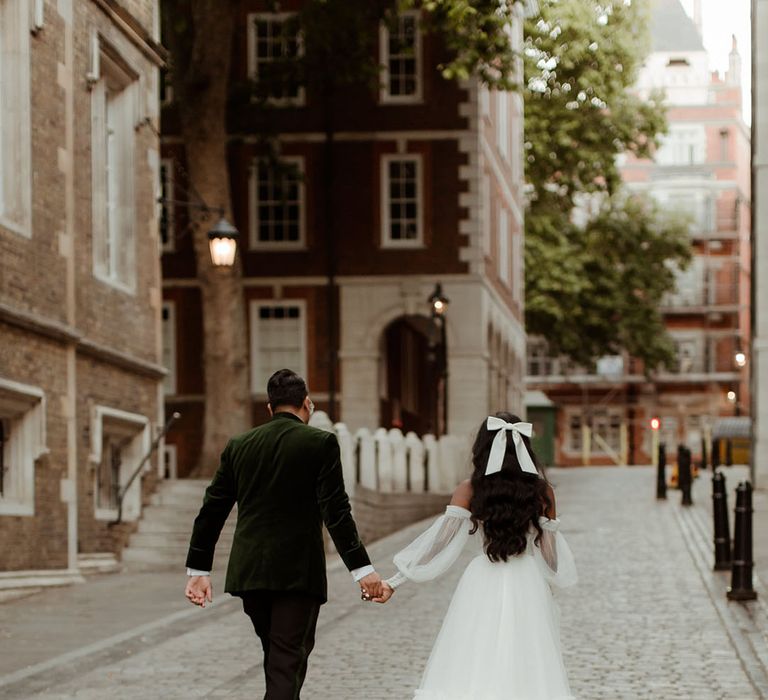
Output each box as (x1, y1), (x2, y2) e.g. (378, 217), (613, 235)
(484, 417), (539, 477)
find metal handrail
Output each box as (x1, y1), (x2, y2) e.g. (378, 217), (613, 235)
(110, 411), (181, 526)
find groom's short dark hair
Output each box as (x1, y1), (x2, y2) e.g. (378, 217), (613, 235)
(267, 369), (308, 409)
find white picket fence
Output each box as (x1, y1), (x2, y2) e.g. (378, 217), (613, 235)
(309, 411), (469, 495)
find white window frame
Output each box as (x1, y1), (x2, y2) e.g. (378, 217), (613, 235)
(162, 301), (177, 395)
(526, 339), (554, 377)
(379, 10), (423, 104)
(249, 155), (306, 250)
(91, 44), (138, 293)
(482, 173), (492, 255)
(496, 91), (510, 163)
(0, 378), (47, 516)
(159, 157), (175, 252)
(247, 12), (305, 106)
(664, 257), (706, 308)
(511, 228), (522, 303)
(655, 124), (706, 166)
(668, 332), (706, 374)
(89, 406), (150, 522)
(380, 154), (424, 248)
(249, 300), (308, 396)
(563, 407), (623, 455)
(497, 204), (510, 284)
(0, 0), (33, 237)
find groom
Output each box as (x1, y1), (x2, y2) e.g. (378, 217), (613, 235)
(184, 368), (382, 699)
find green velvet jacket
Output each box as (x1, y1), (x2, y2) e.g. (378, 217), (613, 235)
(185, 413), (371, 602)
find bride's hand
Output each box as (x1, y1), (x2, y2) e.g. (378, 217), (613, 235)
(371, 582), (394, 604)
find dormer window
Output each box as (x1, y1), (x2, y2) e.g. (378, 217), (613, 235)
(667, 57), (690, 67)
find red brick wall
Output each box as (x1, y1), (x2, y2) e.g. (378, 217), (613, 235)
(0, 325), (69, 571)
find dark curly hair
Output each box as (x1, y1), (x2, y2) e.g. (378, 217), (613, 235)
(469, 412), (552, 562)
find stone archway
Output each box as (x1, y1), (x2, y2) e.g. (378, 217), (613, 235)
(379, 315), (443, 436)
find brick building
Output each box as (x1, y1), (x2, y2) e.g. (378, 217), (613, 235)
(0, 0), (164, 581)
(756, 0), (768, 486)
(526, 0), (751, 466)
(161, 2), (528, 477)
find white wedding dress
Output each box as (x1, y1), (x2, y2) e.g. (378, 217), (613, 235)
(387, 505), (577, 700)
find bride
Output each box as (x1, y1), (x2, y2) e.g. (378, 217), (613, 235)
(372, 412), (577, 700)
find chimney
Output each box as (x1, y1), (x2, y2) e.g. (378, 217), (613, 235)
(728, 35), (741, 86)
(693, 0), (703, 36)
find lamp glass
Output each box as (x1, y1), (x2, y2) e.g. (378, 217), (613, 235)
(207, 217), (239, 267)
(428, 283), (450, 316)
(209, 236), (237, 266)
(727, 390), (737, 402)
(734, 351), (746, 367)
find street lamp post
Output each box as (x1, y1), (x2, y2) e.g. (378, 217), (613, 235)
(428, 283), (450, 436)
(158, 195), (240, 268)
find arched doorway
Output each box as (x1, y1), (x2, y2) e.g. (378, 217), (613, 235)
(379, 315), (445, 436)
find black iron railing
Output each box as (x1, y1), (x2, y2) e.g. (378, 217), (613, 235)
(110, 412), (180, 526)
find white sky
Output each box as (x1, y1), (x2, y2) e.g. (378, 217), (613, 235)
(679, 0), (752, 121)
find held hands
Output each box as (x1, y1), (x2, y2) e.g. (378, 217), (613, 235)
(358, 572), (383, 601)
(360, 578), (394, 604)
(185, 575), (213, 607)
(371, 582), (394, 604)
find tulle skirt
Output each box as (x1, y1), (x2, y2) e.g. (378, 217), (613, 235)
(413, 553), (574, 700)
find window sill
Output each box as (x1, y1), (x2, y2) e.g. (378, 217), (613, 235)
(379, 95), (424, 106)
(94, 507), (119, 522)
(0, 216), (31, 239)
(0, 501), (35, 517)
(380, 240), (426, 250)
(248, 242), (307, 252)
(93, 272), (137, 295)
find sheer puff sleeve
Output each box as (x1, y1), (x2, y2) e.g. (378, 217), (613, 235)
(533, 517), (578, 589)
(386, 505), (472, 589)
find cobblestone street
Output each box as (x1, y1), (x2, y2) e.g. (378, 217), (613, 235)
(1, 467), (767, 699)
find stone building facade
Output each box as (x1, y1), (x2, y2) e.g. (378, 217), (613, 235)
(755, 0), (768, 486)
(526, 0), (751, 467)
(0, 0), (164, 580)
(161, 2), (528, 477)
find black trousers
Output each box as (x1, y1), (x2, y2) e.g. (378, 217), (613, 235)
(241, 590), (321, 700)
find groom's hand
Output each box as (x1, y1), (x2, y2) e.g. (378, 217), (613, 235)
(359, 572), (383, 600)
(185, 575), (213, 607)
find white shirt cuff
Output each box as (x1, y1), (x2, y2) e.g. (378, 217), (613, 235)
(186, 567), (211, 576)
(351, 564), (375, 582)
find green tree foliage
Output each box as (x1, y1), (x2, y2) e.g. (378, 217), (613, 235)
(523, 0), (691, 369)
(526, 196), (691, 368)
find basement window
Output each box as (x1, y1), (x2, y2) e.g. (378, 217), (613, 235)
(0, 378), (47, 517)
(90, 406), (150, 521)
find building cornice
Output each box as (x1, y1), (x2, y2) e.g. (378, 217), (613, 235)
(91, 0), (167, 67)
(0, 301), (80, 344)
(0, 301), (165, 379)
(77, 338), (166, 379)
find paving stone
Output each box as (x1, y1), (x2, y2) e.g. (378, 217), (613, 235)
(1, 467), (764, 699)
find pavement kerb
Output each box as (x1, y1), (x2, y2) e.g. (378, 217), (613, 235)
(669, 482), (768, 698)
(0, 513), (439, 696)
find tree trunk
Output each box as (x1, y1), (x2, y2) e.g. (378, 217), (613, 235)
(165, 1), (250, 475)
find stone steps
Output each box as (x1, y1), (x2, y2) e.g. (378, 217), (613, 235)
(122, 479), (235, 571)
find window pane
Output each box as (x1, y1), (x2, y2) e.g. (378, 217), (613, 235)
(385, 158), (420, 244)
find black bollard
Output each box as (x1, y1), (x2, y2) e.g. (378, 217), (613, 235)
(712, 438), (720, 469)
(727, 482), (757, 601)
(656, 443), (667, 499)
(679, 445), (693, 506)
(725, 440), (733, 467)
(712, 471), (731, 571)
(701, 437), (708, 471)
